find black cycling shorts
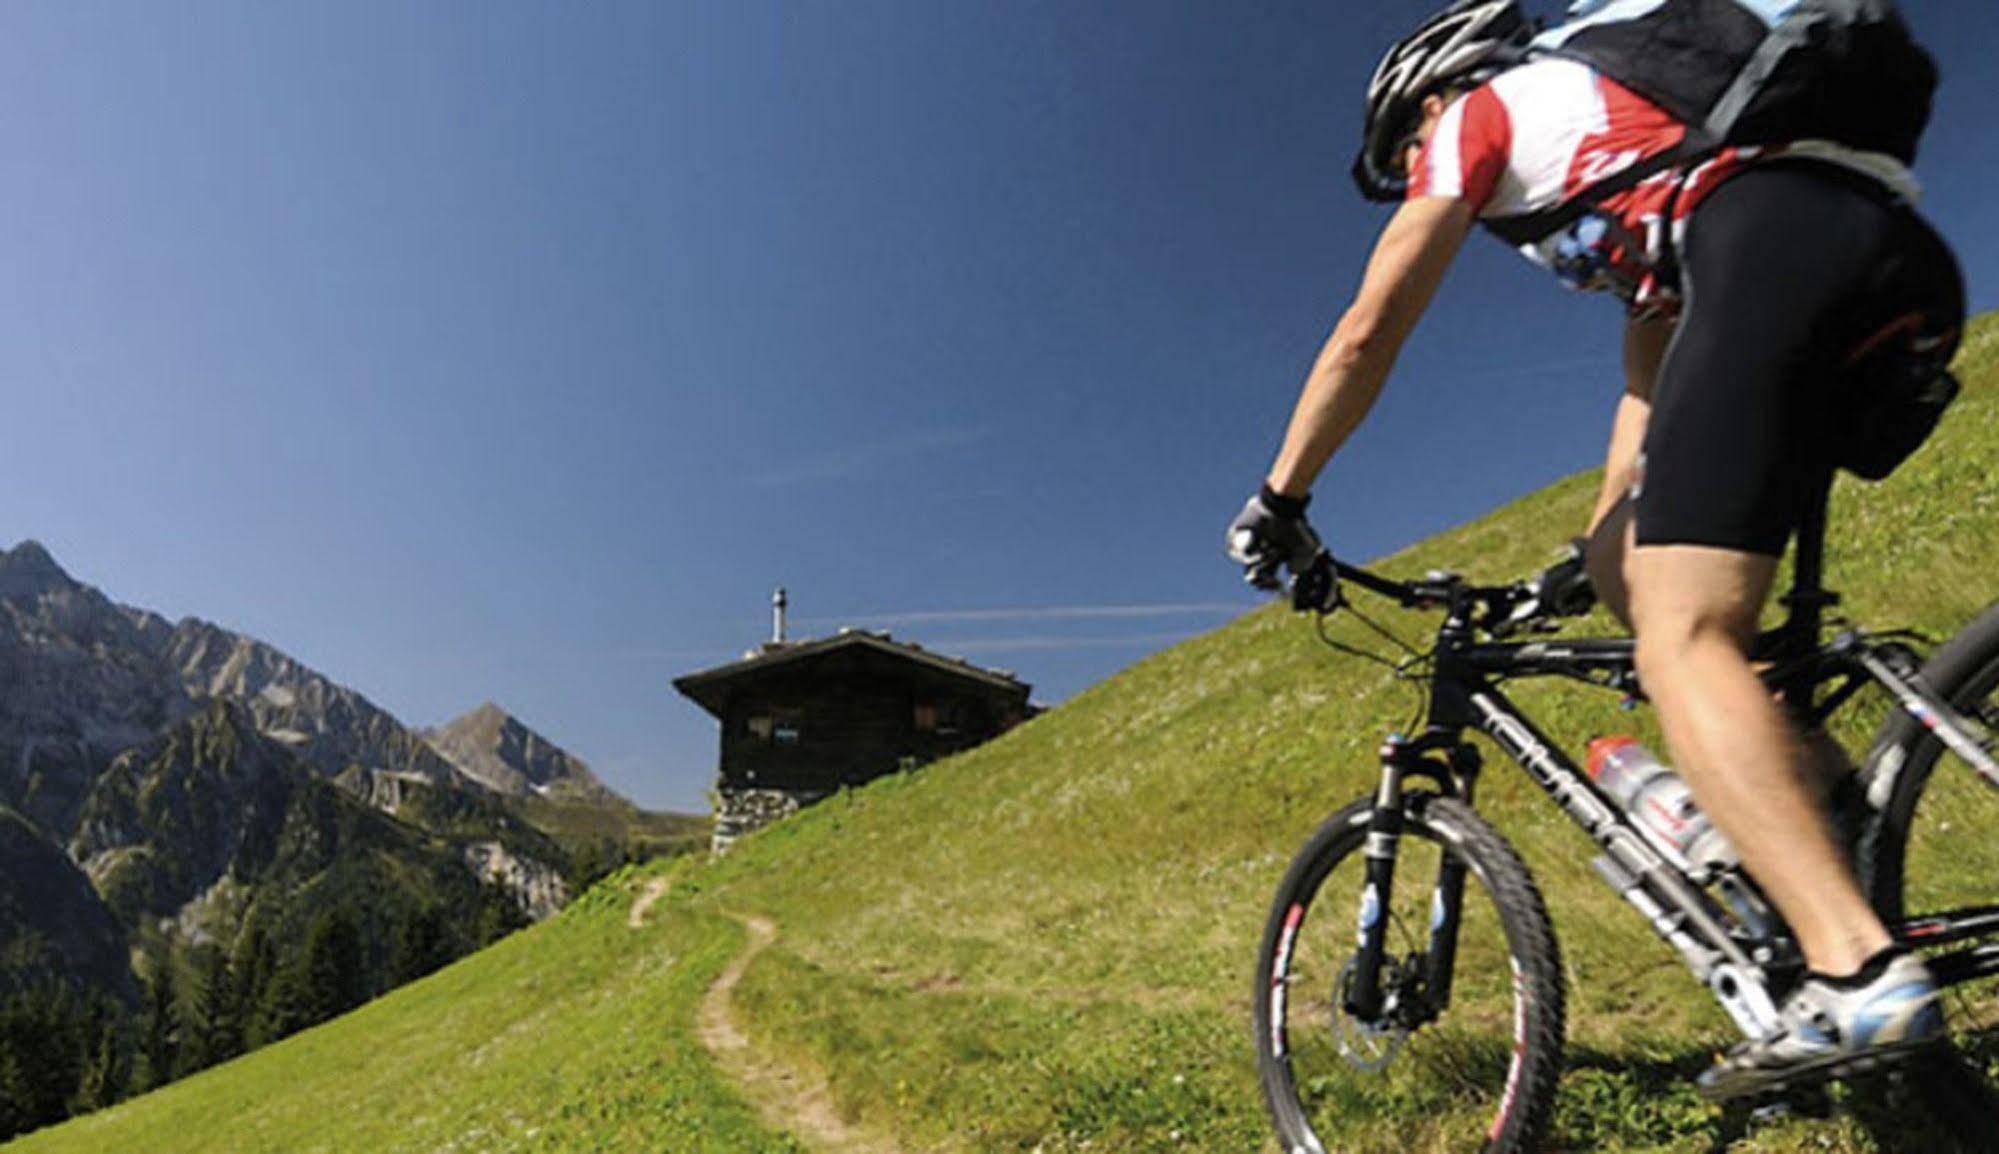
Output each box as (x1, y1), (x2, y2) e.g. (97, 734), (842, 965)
(1634, 161), (1964, 556)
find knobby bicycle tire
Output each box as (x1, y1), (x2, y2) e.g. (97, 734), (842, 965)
(1855, 600), (1999, 1137)
(1252, 794), (1565, 1154)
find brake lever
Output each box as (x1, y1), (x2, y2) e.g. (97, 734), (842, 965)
(1464, 580), (1529, 638)
(1290, 552), (1343, 614)
(1538, 538), (1597, 617)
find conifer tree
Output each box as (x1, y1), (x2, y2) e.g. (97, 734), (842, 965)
(176, 947), (241, 1077)
(72, 1007), (124, 1115)
(302, 906), (369, 1021)
(0, 1045), (31, 1141)
(474, 880), (529, 947)
(256, 944), (311, 1044)
(232, 923), (278, 1049)
(390, 903), (452, 986)
(135, 967), (178, 1093)
(0, 984), (89, 1132)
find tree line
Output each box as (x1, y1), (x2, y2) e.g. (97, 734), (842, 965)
(0, 881), (529, 1142)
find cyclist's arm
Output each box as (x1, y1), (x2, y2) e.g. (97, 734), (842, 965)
(1265, 197), (1474, 497)
(1587, 314), (1674, 534)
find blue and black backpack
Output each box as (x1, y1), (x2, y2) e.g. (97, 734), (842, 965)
(1487, 0), (1938, 247)
(1504, 2), (1957, 482)
(1536, 0), (1935, 161)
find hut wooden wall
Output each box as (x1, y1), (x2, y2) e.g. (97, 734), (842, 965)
(714, 647), (1027, 791)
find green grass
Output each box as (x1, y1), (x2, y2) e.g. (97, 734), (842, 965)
(13, 313), (1997, 1153)
(511, 794), (711, 860)
(7, 862), (797, 1154)
(681, 312), (1999, 1152)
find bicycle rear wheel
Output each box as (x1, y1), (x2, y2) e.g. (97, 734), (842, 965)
(1252, 794), (1565, 1154)
(1856, 602), (1999, 1133)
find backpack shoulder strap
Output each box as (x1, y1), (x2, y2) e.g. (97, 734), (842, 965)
(1705, 1), (1843, 139)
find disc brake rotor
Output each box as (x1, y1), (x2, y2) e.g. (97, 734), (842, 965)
(1331, 959), (1410, 1072)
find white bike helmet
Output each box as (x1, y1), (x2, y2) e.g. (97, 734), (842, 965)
(1353, 0), (1534, 203)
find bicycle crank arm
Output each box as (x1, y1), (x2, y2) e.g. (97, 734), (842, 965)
(1926, 942), (1999, 989)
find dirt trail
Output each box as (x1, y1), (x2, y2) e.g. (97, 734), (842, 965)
(627, 877), (671, 928)
(696, 912), (912, 1154)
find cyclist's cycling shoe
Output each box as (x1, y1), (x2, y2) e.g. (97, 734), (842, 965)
(1696, 951), (1945, 1102)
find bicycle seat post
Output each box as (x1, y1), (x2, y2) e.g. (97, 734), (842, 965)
(1787, 468), (1837, 619)
(1771, 467), (1840, 706)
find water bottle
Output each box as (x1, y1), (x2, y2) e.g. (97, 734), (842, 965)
(1585, 736), (1739, 878)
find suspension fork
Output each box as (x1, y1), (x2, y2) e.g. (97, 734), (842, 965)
(1345, 733), (1479, 1023)
(1344, 736), (1408, 1022)
(1419, 742), (1483, 1016)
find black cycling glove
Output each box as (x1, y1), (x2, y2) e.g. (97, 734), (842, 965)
(1227, 484), (1324, 591)
(1534, 538), (1597, 618)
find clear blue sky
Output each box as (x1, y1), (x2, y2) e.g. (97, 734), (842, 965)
(3, 2), (1993, 813)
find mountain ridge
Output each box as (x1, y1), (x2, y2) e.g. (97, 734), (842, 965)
(0, 539), (702, 1139)
(0, 540), (671, 835)
(0, 541), (79, 600)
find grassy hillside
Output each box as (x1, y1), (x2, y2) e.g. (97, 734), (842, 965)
(7, 863), (797, 1153)
(679, 313), (1999, 1152)
(510, 792), (712, 862)
(11, 312), (1996, 1153)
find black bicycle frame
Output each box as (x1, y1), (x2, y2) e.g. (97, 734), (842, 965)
(1339, 472), (1999, 1039)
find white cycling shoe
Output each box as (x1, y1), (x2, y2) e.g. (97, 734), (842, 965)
(1697, 950), (1947, 1102)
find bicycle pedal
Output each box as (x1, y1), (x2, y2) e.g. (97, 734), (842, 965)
(1701, 1038), (1944, 1104)
(1731, 1075), (1834, 1116)
(1746, 1084), (1834, 1123)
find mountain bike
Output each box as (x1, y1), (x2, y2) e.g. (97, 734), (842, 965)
(1252, 470), (1999, 1152)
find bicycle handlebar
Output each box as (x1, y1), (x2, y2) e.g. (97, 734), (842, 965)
(1295, 541), (1597, 638)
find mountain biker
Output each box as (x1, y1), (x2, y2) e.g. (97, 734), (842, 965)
(1227, 0), (1964, 1099)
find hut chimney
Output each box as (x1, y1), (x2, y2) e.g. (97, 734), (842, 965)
(772, 587), (789, 645)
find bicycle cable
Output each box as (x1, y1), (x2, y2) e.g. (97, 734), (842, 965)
(1314, 604), (1435, 733)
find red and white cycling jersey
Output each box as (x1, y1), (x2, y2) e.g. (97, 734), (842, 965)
(1407, 58), (1919, 316)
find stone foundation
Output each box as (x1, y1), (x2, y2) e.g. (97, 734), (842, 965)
(711, 787), (832, 854)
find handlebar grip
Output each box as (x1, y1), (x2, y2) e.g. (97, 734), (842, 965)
(1290, 552), (1342, 613)
(1541, 539), (1598, 617)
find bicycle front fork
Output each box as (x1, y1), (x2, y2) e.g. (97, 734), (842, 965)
(1344, 733), (1480, 1024)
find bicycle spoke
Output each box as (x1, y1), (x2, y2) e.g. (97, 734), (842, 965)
(1882, 682), (1999, 1055)
(1275, 829), (1524, 1149)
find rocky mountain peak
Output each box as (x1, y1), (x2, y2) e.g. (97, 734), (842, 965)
(425, 703), (615, 804)
(0, 539), (80, 599)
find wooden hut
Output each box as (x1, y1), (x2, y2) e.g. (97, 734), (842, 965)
(675, 593), (1034, 852)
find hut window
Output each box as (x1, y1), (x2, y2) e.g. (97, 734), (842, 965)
(748, 707), (802, 744)
(914, 703), (938, 732)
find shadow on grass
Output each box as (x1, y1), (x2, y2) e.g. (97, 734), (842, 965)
(1866, 1042), (1999, 1154)
(1551, 1035), (1999, 1154)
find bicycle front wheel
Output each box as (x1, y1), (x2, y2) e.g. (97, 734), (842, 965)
(1252, 794), (1565, 1154)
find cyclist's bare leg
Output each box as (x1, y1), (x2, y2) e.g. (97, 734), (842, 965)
(1589, 500), (1851, 798)
(1625, 543), (1893, 977)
